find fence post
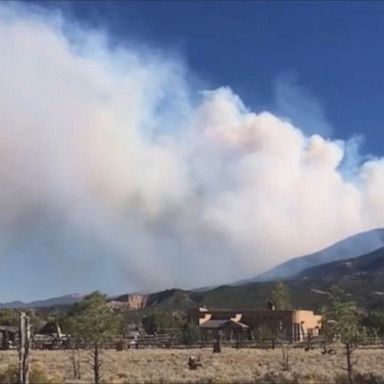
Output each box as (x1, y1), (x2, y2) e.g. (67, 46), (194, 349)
(18, 312), (31, 384)
(213, 333), (221, 353)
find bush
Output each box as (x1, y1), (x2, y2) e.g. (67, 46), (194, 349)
(0, 365), (16, 384)
(256, 372), (300, 384)
(335, 372), (384, 384)
(257, 372), (330, 384)
(182, 322), (201, 345)
(0, 364), (59, 384)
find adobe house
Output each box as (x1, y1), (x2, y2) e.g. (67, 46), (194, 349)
(188, 306), (321, 342)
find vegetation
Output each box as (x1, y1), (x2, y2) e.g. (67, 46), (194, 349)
(270, 281), (291, 310)
(2, 283), (384, 383)
(1, 348), (384, 383)
(181, 322), (201, 345)
(0, 309), (44, 331)
(67, 292), (122, 384)
(322, 286), (364, 384)
(362, 310), (384, 339)
(0, 363), (58, 384)
(142, 311), (182, 335)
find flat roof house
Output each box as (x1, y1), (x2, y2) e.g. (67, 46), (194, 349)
(188, 307), (321, 342)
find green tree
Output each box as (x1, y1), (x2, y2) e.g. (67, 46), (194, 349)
(322, 286), (363, 384)
(270, 281), (291, 310)
(0, 309), (44, 330)
(0, 309), (19, 327)
(68, 292), (122, 384)
(181, 322), (201, 345)
(142, 311), (182, 335)
(361, 310), (384, 339)
(256, 321), (284, 349)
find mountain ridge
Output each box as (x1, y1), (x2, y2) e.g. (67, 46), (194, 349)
(236, 228), (384, 284)
(2, 229), (384, 311)
(296, 245), (384, 281)
(0, 294), (83, 309)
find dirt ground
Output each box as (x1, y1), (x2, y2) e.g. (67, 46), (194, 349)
(0, 346), (383, 383)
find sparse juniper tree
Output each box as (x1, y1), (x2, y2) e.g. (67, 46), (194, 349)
(142, 311), (184, 341)
(181, 322), (201, 345)
(142, 311), (179, 335)
(270, 281), (291, 310)
(257, 321), (284, 349)
(361, 310), (384, 342)
(322, 286), (363, 384)
(68, 292), (122, 384)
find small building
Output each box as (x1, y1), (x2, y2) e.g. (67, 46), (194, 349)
(0, 326), (18, 350)
(188, 307), (321, 342)
(199, 318), (249, 341)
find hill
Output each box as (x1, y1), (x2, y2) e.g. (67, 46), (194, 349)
(118, 247), (384, 313)
(0, 294), (83, 309)
(133, 246), (384, 312)
(2, 235), (384, 313)
(238, 228), (384, 283)
(297, 246), (384, 281)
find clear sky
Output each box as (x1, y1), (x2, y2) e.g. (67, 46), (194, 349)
(1, 1), (384, 302)
(32, 0), (384, 155)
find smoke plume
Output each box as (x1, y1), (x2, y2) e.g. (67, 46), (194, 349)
(1, 4), (384, 300)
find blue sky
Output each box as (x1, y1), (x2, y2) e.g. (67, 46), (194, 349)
(2, 1), (384, 302)
(33, 0), (384, 156)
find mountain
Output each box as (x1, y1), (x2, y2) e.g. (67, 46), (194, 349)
(282, 246), (384, 310)
(208, 247), (384, 310)
(2, 231), (384, 313)
(123, 247), (384, 313)
(297, 246), (384, 281)
(0, 294), (83, 309)
(239, 228), (384, 283)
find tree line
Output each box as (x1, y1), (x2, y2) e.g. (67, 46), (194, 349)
(1, 283), (384, 384)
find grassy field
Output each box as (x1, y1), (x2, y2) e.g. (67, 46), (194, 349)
(0, 347), (384, 383)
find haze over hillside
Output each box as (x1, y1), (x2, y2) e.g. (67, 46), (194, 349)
(115, 245), (384, 311)
(237, 228), (384, 283)
(2, 237), (384, 312)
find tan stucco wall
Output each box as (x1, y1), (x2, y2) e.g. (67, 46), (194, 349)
(293, 310), (322, 334)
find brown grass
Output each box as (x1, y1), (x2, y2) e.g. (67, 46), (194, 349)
(0, 347), (383, 383)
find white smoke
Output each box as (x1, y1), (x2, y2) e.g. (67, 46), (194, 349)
(1, 4), (384, 299)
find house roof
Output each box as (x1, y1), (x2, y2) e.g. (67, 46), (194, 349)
(127, 330), (141, 339)
(0, 326), (18, 333)
(199, 319), (249, 329)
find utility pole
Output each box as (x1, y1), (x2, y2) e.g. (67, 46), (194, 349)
(18, 312), (31, 384)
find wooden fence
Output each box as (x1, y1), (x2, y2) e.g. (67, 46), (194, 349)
(2, 332), (384, 351)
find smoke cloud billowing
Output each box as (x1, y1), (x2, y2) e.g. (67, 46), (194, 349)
(1, 4), (384, 300)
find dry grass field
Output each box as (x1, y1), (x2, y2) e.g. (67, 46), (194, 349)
(1, 347), (384, 383)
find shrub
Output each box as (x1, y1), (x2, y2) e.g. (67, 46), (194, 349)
(0, 364), (58, 384)
(256, 372), (300, 384)
(257, 372), (330, 384)
(335, 372), (384, 384)
(0, 365), (16, 384)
